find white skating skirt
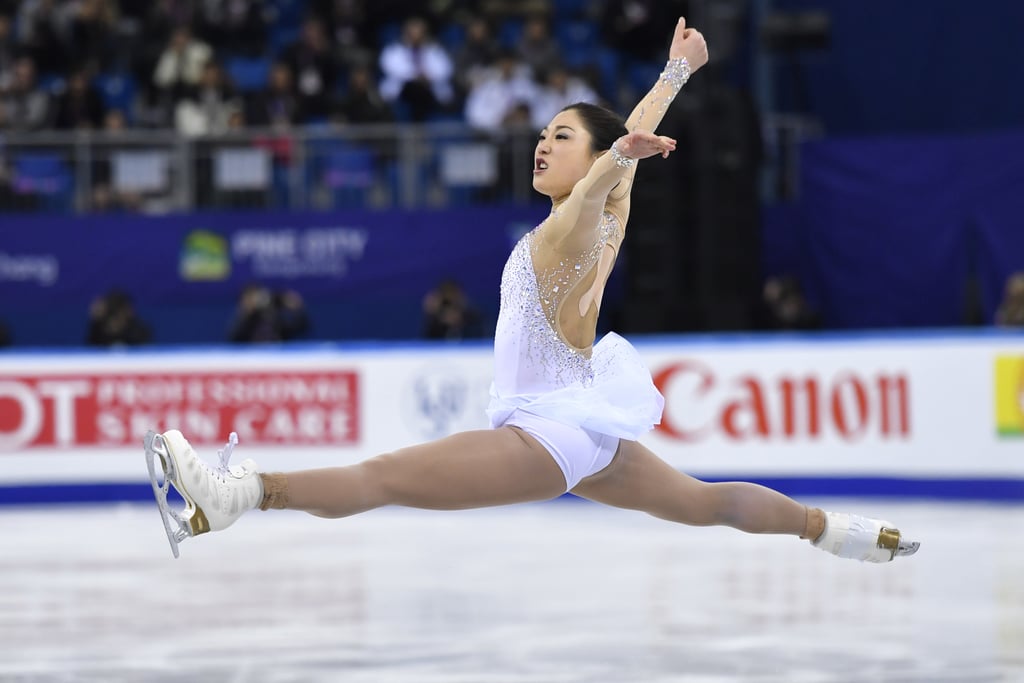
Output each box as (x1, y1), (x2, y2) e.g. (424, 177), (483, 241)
(487, 332), (665, 441)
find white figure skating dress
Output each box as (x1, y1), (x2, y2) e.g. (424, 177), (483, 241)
(487, 211), (664, 488)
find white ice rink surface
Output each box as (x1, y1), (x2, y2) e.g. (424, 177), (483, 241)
(2, 499), (1022, 683)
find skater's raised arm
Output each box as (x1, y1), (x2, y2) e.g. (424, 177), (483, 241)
(544, 18), (707, 252)
(610, 17), (708, 207)
(625, 19), (706, 138)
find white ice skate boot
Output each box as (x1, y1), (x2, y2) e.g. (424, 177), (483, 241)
(812, 511), (920, 563)
(144, 429), (263, 558)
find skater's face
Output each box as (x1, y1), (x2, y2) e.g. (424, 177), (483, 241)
(533, 109), (600, 200)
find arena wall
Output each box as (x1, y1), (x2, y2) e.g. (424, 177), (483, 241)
(1, 330), (1022, 504)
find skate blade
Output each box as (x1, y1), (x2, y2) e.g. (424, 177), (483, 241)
(878, 526), (921, 561)
(896, 539), (921, 557)
(144, 431), (192, 559)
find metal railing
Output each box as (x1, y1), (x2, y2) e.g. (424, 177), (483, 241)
(0, 122), (542, 214)
(0, 117), (818, 214)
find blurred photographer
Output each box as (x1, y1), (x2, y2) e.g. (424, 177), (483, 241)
(86, 288), (152, 347)
(422, 278), (482, 340)
(229, 283), (310, 343)
(996, 272), (1024, 327)
(755, 275), (821, 331)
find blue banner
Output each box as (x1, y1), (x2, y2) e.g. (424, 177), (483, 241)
(772, 1), (1024, 136)
(0, 207), (548, 344)
(761, 129), (1024, 329)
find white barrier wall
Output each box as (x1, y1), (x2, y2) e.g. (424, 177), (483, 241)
(1, 333), (1022, 493)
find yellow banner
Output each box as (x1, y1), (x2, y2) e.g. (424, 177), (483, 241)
(995, 356), (1024, 437)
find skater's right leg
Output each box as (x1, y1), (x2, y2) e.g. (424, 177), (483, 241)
(264, 426), (567, 518)
(571, 440), (919, 563)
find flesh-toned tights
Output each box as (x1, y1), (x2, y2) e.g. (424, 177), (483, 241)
(272, 426), (813, 538)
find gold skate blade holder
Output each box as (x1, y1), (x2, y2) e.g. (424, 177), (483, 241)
(880, 526), (922, 559)
(877, 527), (901, 561)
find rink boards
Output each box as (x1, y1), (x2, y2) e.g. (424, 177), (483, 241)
(0, 331), (1022, 502)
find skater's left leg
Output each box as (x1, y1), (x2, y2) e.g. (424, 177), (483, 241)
(571, 440), (919, 562)
(570, 439), (812, 536)
(146, 426), (565, 557)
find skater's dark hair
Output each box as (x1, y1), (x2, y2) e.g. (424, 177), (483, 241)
(559, 102), (628, 153)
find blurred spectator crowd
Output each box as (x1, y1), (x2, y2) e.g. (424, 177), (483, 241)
(0, 0), (688, 136)
(0, 0), (689, 214)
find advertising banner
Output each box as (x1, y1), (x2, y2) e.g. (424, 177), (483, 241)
(0, 206), (550, 344)
(0, 208), (545, 310)
(1, 333), (1022, 499)
(0, 370), (359, 450)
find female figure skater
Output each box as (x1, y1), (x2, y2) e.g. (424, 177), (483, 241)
(145, 17), (919, 563)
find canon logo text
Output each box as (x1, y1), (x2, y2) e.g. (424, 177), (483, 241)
(652, 360), (910, 442)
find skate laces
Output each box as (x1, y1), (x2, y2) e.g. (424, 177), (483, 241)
(193, 432), (241, 484)
(216, 432), (240, 471)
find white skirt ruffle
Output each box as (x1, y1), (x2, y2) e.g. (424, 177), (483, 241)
(487, 332), (664, 441)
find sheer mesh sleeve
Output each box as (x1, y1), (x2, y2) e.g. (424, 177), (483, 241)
(626, 57), (691, 134)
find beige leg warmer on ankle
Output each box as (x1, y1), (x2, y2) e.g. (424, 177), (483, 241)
(258, 473), (290, 511)
(801, 506), (826, 542)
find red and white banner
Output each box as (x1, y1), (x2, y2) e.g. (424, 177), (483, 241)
(651, 360), (910, 443)
(0, 370), (359, 451)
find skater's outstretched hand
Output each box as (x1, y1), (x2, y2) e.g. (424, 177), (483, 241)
(614, 130), (677, 161)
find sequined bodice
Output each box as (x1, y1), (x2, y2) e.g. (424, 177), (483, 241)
(493, 212), (622, 395)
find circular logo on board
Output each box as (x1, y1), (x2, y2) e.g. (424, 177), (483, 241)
(401, 365), (490, 439)
(180, 230), (230, 281)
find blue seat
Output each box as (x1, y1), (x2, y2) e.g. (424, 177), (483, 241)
(315, 144), (377, 208)
(628, 60), (664, 94)
(270, 24), (300, 54)
(378, 22), (402, 49)
(37, 73), (65, 95)
(439, 23), (465, 51)
(268, 0), (305, 31)
(595, 48), (621, 101)
(94, 73), (137, 115)
(384, 155), (437, 207)
(270, 164), (293, 209)
(498, 19), (524, 49)
(226, 57), (271, 92)
(553, 0), (590, 19)
(556, 21), (597, 48)
(388, 99), (413, 123)
(12, 154), (73, 211)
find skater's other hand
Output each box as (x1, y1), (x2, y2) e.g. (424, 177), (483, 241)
(615, 130), (677, 160)
(669, 17), (708, 72)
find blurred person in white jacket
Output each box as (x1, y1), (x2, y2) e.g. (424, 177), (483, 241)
(465, 51), (538, 133)
(379, 16), (453, 121)
(531, 65), (600, 130)
(152, 25), (212, 99)
(174, 61), (241, 136)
